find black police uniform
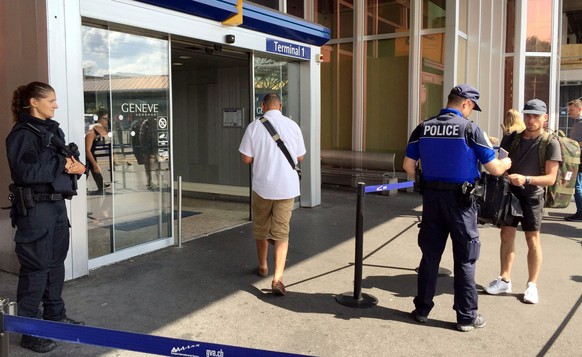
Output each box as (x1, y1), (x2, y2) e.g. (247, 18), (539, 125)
(6, 112), (78, 321)
(405, 108), (496, 325)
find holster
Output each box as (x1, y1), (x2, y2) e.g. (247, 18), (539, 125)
(9, 184), (35, 216)
(415, 170), (424, 194)
(460, 181), (476, 207)
(459, 190), (475, 207)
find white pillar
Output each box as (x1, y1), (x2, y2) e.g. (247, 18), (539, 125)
(46, 0), (89, 279)
(352, 0), (365, 151)
(408, 0), (422, 133)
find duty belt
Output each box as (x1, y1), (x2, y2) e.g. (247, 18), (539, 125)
(423, 181), (463, 191)
(34, 193), (63, 202)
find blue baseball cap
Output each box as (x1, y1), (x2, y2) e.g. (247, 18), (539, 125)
(522, 99), (547, 115)
(450, 84), (482, 112)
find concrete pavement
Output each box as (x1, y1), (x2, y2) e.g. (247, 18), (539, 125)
(1, 187), (581, 356)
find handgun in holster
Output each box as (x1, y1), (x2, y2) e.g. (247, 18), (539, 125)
(460, 181), (476, 207)
(9, 184), (35, 216)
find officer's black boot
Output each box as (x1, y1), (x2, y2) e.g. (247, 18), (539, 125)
(20, 335), (57, 353)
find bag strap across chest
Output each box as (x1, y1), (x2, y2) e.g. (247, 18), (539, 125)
(508, 131), (550, 174)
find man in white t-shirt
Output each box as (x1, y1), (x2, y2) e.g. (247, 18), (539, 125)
(239, 93), (306, 296)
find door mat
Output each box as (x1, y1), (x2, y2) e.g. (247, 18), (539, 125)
(115, 210), (200, 231)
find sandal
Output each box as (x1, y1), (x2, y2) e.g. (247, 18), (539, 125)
(257, 267), (268, 277)
(272, 280), (286, 296)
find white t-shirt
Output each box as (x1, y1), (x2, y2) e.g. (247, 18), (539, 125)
(239, 110), (306, 200)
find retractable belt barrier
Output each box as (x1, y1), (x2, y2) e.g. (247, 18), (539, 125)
(2, 181), (414, 355)
(1, 313), (309, 357)
(364, 181), (415, 194)
(336, 180), (415, 308)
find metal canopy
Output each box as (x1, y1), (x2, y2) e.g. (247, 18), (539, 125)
(134, 0), (331, 46)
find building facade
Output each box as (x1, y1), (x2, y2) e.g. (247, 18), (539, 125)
(1, 0), (580, 279)
(0, 0), (328, 278)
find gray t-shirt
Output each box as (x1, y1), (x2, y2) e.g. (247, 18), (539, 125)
(500, 133), (561, 195)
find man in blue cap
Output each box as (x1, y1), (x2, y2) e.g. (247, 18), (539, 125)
(403, 83), (512, 332)
(484, 99), (561, 304)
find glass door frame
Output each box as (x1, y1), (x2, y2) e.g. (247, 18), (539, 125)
(86, 25), (175, 270)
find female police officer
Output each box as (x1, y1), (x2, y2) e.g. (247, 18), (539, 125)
(403, 84), (512, 332)
(7, 81), (86, 353)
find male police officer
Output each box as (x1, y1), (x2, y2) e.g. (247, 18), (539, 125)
(403, 84), (512, 332)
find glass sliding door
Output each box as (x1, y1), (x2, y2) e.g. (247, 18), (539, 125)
(254, 55), (301, 121)
(82, 23), (172, 260)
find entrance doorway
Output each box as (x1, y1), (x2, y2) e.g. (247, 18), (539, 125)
(83, 24), (174, 264)
(171, 40), (251, 241)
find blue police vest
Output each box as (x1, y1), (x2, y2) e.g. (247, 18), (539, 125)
(418, 112), (480, 183)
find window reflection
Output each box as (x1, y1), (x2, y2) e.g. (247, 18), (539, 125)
(365, 0), (410, 35)
(526, 0), (552, 52)
(82, 25), (172, 259)
(247, 0), (304, 17)
(321, 43), (353, 150)
(365, 39), (409, 159)
(506, 0), (516, 53)
(421, 34), (445, 121)
(525, 56), (550, 104)
(254, 56), (289, 116)
(287, 0), (305, 18)
(248, 0), (279, 11)
(316, 0), (354, 39)
(423, 0), (446, 29)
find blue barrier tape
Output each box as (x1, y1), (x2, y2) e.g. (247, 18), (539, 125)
(364, 181), (414, 194)
(4, 315), (309, 357)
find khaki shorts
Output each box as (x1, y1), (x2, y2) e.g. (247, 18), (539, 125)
(252, 191), (294, 242)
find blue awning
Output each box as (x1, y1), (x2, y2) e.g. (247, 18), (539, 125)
(135, 0), (239, 22)
(134, 0), (330, 46)
(241, 3), (330, 46)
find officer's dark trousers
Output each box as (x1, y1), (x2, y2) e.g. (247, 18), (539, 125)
(414, 189), (481, 324)
(14, 200), (69, 320)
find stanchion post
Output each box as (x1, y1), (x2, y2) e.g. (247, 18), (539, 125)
(177, 176), (183, 248)
(353, 182), (364, 299)
(1, 297), (11, 357)
(336, 182), (378, 308)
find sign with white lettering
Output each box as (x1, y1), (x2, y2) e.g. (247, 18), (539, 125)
(158, 132), (168, 147)
(121, 102), (159, 115)
(266, 38), (311, 60)
(423, 124), (460, 137)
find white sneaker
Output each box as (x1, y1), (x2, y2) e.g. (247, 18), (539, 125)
(523, 282), (539, 304)
(485, 276), (512, 295)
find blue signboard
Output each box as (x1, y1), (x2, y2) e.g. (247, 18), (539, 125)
(266, 38), (311, 60)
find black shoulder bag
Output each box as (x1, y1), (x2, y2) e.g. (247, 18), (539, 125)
(260, 117), (302, 180)
(476, 132), (542, 226)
